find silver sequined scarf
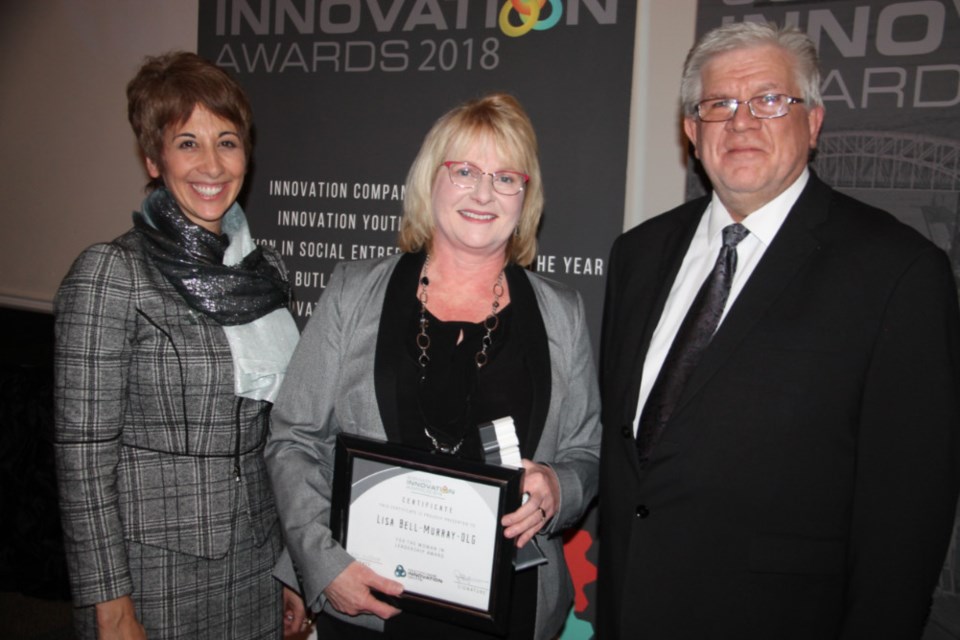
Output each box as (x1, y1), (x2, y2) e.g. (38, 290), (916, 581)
(133, 188), (289, 326)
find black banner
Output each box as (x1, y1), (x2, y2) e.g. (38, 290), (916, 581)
(691, 1), (960, 298)
(198, 0), (637, 351)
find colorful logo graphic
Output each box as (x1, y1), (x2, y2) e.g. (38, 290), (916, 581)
(499, 0), (563, 37)
(405, 476), (455, 497)
(394, 564), (407, 578)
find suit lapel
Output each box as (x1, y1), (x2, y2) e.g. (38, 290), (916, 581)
(620, 201), (706, 426)
(373, 251), (424, 443)
(605, 200), (705, 481)
(505, 266), (551, 459)
(672, 176), (832, 416)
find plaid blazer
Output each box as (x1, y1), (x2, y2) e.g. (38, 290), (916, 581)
(54, 228), (283, 607)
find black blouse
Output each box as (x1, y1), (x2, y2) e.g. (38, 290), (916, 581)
(398, 303), (534, 462)
(370, 252), (546, 639)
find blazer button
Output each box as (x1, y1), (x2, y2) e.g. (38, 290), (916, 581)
(636, 505), (650, 519)
(621, 424), (632, 438)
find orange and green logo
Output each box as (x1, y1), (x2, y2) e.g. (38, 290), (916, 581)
(499, 0), (563, 37)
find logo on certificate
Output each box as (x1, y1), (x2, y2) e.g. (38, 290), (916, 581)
(394, 564), (407, 578)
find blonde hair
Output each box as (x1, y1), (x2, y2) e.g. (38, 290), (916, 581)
(398, 93), (544, 267)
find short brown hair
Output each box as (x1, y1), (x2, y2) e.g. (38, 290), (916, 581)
(127, 51), (253, 189)
(398, 93), (544, 267)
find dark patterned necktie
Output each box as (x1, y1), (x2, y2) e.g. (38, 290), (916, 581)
(636, 223), (750, 464)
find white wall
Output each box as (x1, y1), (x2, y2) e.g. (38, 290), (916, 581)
(0, 0), (696, 312)
(627, 0), (698, 231)
(0, 0), (198, 312)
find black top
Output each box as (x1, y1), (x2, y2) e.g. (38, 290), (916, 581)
(375, 252), (544, 639)
(398, 303), (533, 460)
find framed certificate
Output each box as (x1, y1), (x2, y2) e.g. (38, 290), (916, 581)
(331, 433), (523, 635)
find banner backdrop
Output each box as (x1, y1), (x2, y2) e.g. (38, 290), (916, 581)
(197, 0), (635, 348)
(694, 1), (960, 636)
(198, 1), (637, 637)
(691, 0), (960, 291)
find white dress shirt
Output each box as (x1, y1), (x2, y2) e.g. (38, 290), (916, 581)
(633, 169), (810, 435)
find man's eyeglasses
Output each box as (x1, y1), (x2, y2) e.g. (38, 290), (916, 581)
(695, 93), (805, 122)
(442, 161), (529, 196)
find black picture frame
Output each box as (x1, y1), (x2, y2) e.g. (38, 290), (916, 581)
(331, 433), (523, 635)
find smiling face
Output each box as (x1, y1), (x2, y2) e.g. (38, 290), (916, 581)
(145, 105), (246, 234)
(430, 136), (525, 261)
(683, 44), (824, 220)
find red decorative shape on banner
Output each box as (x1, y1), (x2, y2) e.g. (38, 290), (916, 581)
(562, 528), (597, 613)
(511, 0), (546, 14)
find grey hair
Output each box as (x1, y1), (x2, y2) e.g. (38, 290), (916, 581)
(680, 21), (822, 116)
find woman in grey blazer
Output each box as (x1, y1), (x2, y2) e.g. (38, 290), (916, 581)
(54, 52), (301, 639)
(266, 93), (601, 640)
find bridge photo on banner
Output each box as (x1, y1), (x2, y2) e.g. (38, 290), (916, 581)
(694, 1), (960, 637)
(692, 0), (960, 292)
(198, 1), (636, 637)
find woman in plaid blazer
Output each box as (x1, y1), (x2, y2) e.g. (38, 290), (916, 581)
(53, 52), (302, 639)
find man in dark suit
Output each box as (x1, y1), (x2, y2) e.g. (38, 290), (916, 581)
(597, 21), (960, 639)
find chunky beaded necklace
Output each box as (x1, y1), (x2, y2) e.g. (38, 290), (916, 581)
(416, 254), (506, 374)
(416, 254), (505, 454)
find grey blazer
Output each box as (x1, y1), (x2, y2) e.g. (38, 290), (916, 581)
(54, 229), (281, 606)
(266, 254), (601, 639)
